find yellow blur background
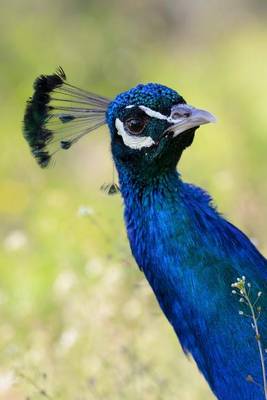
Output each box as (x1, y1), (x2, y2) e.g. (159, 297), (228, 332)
(1, 1), (267, 399)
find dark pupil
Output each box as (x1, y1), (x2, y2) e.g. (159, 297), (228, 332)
(126, 118), (145, 134)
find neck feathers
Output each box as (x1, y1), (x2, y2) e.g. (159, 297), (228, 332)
(117, 163), (181, 199)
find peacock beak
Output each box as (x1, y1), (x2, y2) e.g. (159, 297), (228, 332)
(166, 104), (216, 137)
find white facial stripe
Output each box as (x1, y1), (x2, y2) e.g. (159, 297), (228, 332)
(115, 118), (155, 150)
(138, 105), (168, 120)
(125, 104), (168, 120)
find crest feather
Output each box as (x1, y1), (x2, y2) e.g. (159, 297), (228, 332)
(23, 67), (110, 167)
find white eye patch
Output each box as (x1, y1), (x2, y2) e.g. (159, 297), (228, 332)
(116, 104), (173, 150)
(115, 118), (155, 150)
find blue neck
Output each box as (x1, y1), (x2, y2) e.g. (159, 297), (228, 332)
(115, 161), (267, 400)
(117, 162), (181, 200)
(116, 163), (187, 274)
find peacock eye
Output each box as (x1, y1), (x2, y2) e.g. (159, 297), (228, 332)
(125, 117), (147, 135)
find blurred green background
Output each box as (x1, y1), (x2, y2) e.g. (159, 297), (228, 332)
(1, 1), (267, 398)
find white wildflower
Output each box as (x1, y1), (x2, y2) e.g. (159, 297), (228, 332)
(78, 206), (94, 217)
(58, 328), (78, 352)
(0, 370), (15, 393)
(3, 230), (28, 251)
(53, 271), (76, 296)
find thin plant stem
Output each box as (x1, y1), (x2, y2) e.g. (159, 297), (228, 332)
(232, 277), (267, 399)
(244, 290), (267, 399)
(16, 370), (54, 400)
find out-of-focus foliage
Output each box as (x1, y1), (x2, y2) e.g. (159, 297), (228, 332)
(1, 1), (267, 398)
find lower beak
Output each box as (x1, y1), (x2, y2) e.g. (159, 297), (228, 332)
(166, 104), (216, 137)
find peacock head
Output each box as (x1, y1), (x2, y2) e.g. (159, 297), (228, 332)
(23, 68), (216, 184)
(106, 83), (215, 178)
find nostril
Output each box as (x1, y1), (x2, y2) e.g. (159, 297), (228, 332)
(171, 110), (191, 120)
(183, 111), (191, 118)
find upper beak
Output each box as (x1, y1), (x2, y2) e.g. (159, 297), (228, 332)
(166, 104), (216, 137)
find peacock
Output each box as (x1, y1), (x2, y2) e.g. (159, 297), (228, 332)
(23, 68), (267, 400)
